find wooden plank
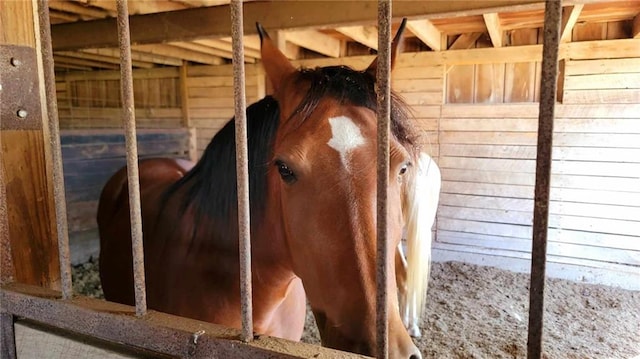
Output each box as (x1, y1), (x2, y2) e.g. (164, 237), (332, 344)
(393, 78), (443, 93)
(1, 0), (61, 289)
(435, 233), (640, 265)
(552, 147), (640, 163)
(551, 187), (640, 207)
(551, 173), (640, 192)
(440, 157), (536, 173)
(562, 39), (640, 60)
(564, 73), (640, 90)
(550, 201), (640, 222)
(566, 58), (640, 75)
(474, 34), (505, 103)
(560, 4), (584, 43)
(189, 86), (258, 99)
(59, 67), (179, 82)
(448, 33), (482, 50)
(440, 193), (532, 211)
(335, 26), (378, 49)
(441, 168), (535, 185)
(446, 65), (474, 103)
(440, 144), (537, 159)
(407, 19), (443, 50)
(482, 13), (503, 47)
(441, 103), (539, 118)
(634, 14), (640, 39)
(563, 89), (640, 104)
(284, 30), (341, 58)
(439, 218), (531, 238)
(396, 92), (443, 106)
(440, 131), (538, 145)
(441, 180), (534, 198)
(440, 117), (537, 131)
(392, 65), (444, 79)
(555, 103), (640, 118)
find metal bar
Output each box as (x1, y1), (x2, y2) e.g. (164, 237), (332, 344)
(1, 284), (364, 358)
(376, 1), (392, 358)
(528, 0), (562, 358)
(116, 0), (147, 317)
(36, 0), (73, 300)
(230, 0), (253, 343)
(1, 312), (16, 359)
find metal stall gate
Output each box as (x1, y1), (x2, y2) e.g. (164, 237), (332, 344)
(0, 0), (562, 358)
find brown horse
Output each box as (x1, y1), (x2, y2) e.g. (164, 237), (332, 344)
(98, 22), (439, 358)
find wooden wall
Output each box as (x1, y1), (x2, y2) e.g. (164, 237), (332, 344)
(56, 68), (183, 129)
(185, 64), (264, 153)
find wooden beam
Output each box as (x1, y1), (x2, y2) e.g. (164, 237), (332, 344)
(53, 55), (119, 69)
(170, 41), (256, 63)
(48, 0), (107, 19)
(57, 50), (154, 68)
(193, 39), (262, 58)
(335, 26), (378, 49)
(407, 19), (443, 50)
(633, 13), (640, 39)
(284, 30), (341, 58)
(449, 32), (483, 50)
(82, 48), (183, 66)
(560, 4), (584, 43)
(133, 44), (225, 65)
(51, 0), (551, 50)
(483, 12), (503, 47)
(0, 0), (60, 289)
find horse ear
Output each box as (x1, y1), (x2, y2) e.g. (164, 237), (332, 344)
(257, 23), (296, 92)
(366, 18), (407, 74)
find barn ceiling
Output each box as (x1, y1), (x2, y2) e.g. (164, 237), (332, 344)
(48, 0), (640, 72)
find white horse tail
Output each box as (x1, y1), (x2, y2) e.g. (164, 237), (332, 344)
(402, 152), (441, 336)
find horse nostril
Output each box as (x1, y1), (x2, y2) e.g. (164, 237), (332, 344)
(409, 354), (422, 359)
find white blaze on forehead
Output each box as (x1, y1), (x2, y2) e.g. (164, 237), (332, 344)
(327, 116), (366, 171)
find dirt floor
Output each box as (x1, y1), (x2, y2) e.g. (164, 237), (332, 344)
(73, 259), (639, 359)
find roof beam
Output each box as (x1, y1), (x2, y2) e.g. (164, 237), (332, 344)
(194, 39), (262, 58)
(448, 32), (483, 50)
(335, 26), (378, 49)
(81, 48), (183, 66)
(51, 0), (550, 50)
(560, 4), (584, 43)
(284, 30), (341, 58)
(57, 50), (155, 68)
(633, 13), (640, 39)
(483, 12), (503, 47)
(407, 19), (443, 51)
(48, 1), (107, 19)
(53, 55), (119, 69)
(133, 44), (225, 65)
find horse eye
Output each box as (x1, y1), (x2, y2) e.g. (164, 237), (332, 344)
(399, 163), (410, 176)
(275, 160), (296, 184)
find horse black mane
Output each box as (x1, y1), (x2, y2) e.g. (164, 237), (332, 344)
(164, 65), (419, 243)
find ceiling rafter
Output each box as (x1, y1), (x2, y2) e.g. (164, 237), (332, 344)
(133, 44), (225, 65)
(81, 48), (184, 66)
(407, 19), (444, 51)
(560, 4), (584, 43)
(335, 26), (378, 50)
(483, 12), (503, 47)
(283, 30), (341, 58)
(57, 50), (154, 68)
(449, 32), (483, 50)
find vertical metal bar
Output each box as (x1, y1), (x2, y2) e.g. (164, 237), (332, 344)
(230, 0), (253, 343)
(528, 1), (562, 358)
(1, 312), (17, 359)
(36, 0), (73, 300)
(376, 1), (392, 358)
(116, 0), (147, 317)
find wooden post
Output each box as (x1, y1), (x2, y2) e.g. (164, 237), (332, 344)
(0, 0), (61, 289)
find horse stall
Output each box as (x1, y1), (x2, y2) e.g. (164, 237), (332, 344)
(1, 0), (639, 358)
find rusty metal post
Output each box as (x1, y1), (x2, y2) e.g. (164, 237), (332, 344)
(116, 0), (147, 317)
(376, 1), (392, 358)
(528, 0), (562, 358)
(36, 0), (73, 300)
(1, 312), (16, 359)
(230, 0), (253, 342)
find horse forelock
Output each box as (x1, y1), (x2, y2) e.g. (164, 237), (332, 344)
(288, 66), (421, 153)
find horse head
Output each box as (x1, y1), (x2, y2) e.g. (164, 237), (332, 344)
(257, 21), (423, 358)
